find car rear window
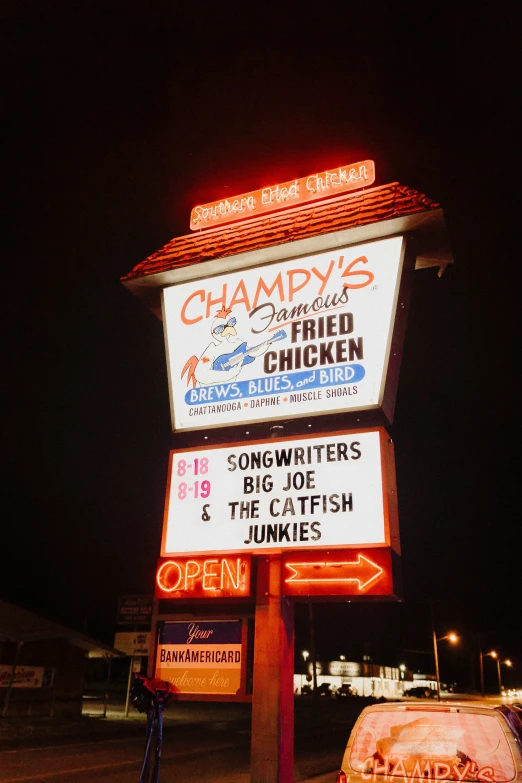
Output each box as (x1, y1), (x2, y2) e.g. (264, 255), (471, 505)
(349, 709), (516, 782)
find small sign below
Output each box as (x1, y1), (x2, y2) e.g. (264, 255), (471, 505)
(114, 631), (151, 657)
(116, 595), (153, 626)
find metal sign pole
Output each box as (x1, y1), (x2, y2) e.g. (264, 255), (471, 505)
(103, 654), (113, 718)
(124, 655), (134, 717)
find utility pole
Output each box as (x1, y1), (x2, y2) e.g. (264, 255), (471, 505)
(431, 604), (441, 702)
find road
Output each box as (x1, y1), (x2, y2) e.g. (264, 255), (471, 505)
(0, 704), (351, 783)
(6, 694), (514, 782)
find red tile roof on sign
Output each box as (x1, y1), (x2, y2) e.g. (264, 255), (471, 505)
(122, 182), (440, 282)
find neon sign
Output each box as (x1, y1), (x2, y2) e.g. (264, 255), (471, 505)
(285, 554), (383, 589)
(281, 548), (394, 598)
(155, 555), (251, 598)
(189, 160), (375, 231)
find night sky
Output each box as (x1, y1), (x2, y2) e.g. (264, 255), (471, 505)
(3, 2), (519, 692)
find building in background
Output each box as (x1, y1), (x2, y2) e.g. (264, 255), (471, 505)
(0, 600), (123, 718)
(294, 659), (438, 698)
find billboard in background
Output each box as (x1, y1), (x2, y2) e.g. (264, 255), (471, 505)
(0, 665), (49, 688)
(116, 595), (153, 626)
(162, 236), (406, 431)
(161, 428), (397, 556)
(155, 621), (243, 695)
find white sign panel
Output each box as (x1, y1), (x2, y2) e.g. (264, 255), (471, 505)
(155, 621), (242, 695)
(162, 429), (392, 556)
(114, 631), (151, 656)
(327, 661), (362, 677)
(162, 236), (406, 431)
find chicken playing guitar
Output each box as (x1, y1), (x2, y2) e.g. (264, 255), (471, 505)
(212, 329), (287, 371)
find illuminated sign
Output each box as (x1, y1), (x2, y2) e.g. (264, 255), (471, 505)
(161, 428), (398, 556)
(114, 631), (151, 656)
(155, 555), (251, 599)
(162, 236), (406, 431)
(327, 660), (361, 677)
(281, 548), (393, 598)
(189, 160), (375, 230)
(155, 620), (243, 695)
(116, 595), (153, 625)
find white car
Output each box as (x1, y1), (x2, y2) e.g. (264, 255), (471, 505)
(336, 701), (522, 783)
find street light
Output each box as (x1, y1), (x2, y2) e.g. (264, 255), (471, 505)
(479, 650), (512, 695)
(302, 650), (309, 662)
(432, 630), (459, 701)
(447, 633), (458, 644)
(480, 650), (497, 697)
(495, 656), (512, 694)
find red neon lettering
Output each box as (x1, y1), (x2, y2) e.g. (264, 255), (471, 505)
(222, 557), (241, 590)
(261, 180), (299, 205)
(202, 559), (219, 590)
(341, 256), (374, 289)
(180, 290), (205, 325)
(190, 161), (375, 231)
(157, 557), (249, 596)
(157, 561), (182, 592)
(305, 175), (318, 194)
(184, 560), (201, 590)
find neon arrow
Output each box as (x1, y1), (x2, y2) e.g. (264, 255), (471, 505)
(284, 554), (383, 591)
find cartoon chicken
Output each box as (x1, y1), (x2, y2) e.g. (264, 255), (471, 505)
(181, 306), (281, 388)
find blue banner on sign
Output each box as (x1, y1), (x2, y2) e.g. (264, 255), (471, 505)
(159, 621), (242, 645)
(184, 363), (365, 405)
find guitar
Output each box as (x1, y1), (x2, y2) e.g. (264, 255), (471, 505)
(212, 329), (287, 371)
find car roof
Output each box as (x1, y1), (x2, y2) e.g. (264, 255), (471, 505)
(361, 700), (506, 714)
